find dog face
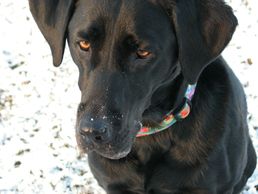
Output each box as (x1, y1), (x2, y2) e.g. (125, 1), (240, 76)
(29, 0), (237, 159)
(68, 0), (179, 159)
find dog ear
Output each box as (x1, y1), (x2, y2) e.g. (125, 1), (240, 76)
(29, 0), (74, 67)
(161, 0), (238, 84)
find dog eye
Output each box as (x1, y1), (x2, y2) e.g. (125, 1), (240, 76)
(136, 49), (151, 59)
(79, 40), (91, 51)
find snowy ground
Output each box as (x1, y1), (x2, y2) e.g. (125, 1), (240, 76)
(0, 0), (258, 194)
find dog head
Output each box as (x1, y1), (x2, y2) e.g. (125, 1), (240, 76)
(29, 0), (237, 159)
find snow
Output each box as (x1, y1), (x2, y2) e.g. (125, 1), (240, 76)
(0, 0), (258, 193)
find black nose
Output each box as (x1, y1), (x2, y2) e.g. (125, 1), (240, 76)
(79, 116), (111, 144)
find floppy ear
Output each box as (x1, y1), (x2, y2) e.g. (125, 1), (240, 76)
(161, 0), (238, 84)
(29, 0), (74, 67)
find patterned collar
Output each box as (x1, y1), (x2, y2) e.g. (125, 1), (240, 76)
(136, 84), (197, 138)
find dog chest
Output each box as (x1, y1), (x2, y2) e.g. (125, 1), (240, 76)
(88, 152), (215, 194)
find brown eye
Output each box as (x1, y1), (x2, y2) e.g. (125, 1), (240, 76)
(79, 40), (91, 51)
(136, 49), (151, 59)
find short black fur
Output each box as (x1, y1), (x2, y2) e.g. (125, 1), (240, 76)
(29, 0), (256, 193)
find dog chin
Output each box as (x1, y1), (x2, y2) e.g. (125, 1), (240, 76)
(77, 140), (132, 160)
(96, 147), (132, 160)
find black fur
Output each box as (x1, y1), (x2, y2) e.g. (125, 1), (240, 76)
(29, 0), (256, 193)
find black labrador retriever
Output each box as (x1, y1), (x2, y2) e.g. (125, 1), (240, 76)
(29, 0), (256, 193)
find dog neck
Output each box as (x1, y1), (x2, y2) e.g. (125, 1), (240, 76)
(140, 74), (196, 137)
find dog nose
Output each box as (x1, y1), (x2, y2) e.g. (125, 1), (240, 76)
(79, 117), (111, 144)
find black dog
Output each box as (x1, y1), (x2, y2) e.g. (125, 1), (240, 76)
(29, 0), (256, 193)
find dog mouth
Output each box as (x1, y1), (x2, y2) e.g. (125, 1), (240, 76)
(77, 134), (133, 160)
(76, 121), (141, 160)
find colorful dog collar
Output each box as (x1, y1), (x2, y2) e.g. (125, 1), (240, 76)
(136, 84), (197, 137)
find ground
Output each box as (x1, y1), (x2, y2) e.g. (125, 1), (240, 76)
(0, 0), (258, 194)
